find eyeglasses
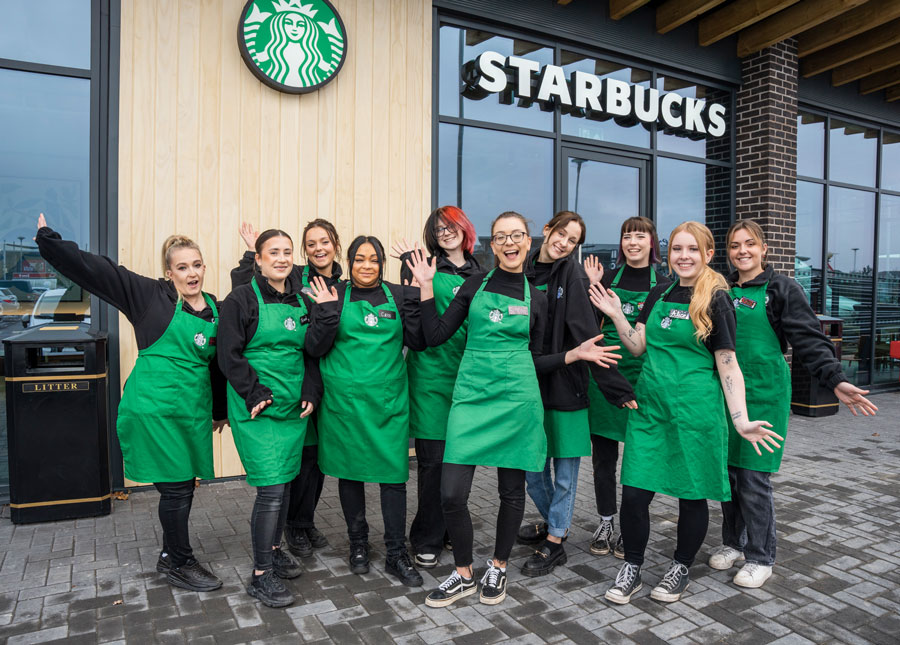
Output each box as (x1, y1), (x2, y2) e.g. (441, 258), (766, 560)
(434, 225), (457, 237)
(491, 231), (527, 244)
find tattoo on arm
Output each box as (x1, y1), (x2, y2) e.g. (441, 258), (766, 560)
(731, 411), (741, 421)
(721, 353), (734, 365)
(725, 375), (734, 394)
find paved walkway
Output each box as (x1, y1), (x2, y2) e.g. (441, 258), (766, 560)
(1, 393), (898, 644)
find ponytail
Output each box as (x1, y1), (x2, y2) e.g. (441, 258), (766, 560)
(161, 235), (202, 275)
(669, 221), (727, 343)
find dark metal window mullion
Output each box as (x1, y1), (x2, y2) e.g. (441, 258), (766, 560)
(869, 129), (883, 385)
(821, 116), (829, 318)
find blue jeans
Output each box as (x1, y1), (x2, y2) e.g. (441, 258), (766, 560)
(720, 466), (777, 566)
(525, 457), (581, 538)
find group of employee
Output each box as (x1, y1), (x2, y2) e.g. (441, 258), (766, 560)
(33, 207), (877, 610)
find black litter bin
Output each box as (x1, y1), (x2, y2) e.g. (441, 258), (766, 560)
(4, 323), (110, 523)
(790, 315), (842, 418)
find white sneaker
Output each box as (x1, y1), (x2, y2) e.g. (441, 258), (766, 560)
(733, 562), (772, 588)
(708, 545), (745, 570)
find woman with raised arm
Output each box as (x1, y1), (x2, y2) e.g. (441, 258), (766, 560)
(583, 217), (670, 559)
(304, 236), (424, 587)
(218, 229), (321, 608)
(589, 221), (782, 606)
(390, 206), (483, 570)
(34, 214), (226, 594)
(706, 220), (877, 588)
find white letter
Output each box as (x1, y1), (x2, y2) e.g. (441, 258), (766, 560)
(603, 78), (631, 116)
(660, 93), (684, 128)
(573, 70), (602, 111)
(474, 51), (508, 93)
(537, 64), (572, 106)
(631, 85), (659, 123)
(506, 56), (540, 98)
(707, 103), (727, 137)
(683, 97), (706, 134)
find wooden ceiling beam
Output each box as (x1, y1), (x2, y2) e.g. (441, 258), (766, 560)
(886, 85), (900, 101)
(858, 65), (900, 94)
(699, 0), (798, 47)
(609, 0), (652, 20)
(798, 0), (900, 56)
(832, 42), (900, 85)
(657, 0), (726, 35)
(737, 0), (868, 58)
(801, 17), (900, 77)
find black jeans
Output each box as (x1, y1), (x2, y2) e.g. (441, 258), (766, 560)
(409, 438), (446, 556)
(250, 483), (290, 571)
(620, 485), (709, 568)
(338, 479), (407, 558)
(441, 463), (525, 568)
(591, 434), (619, 517)
(154, 480), (196, 568)
(285, 444), (325, 529)
(721, 467), (777, 566)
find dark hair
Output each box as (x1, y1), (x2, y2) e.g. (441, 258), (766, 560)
(726, 219), (768, 268)
(542, 210), (586, 246)
(347, 235), (386, 286)
(255, 229), (293, 255)
(302, 218), (342, 259)
(423, 206), (477, 256)
(618, 216), (661, 265)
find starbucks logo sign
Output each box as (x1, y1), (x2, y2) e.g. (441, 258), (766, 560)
(238, 0), (347, 94)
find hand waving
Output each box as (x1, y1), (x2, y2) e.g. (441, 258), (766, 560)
(405, 248), (436, 286)
(307, 276), (338, 304)
(588, 283), (623, 318)
(584, 255), (604, 285)
(239, 222), (259, 251)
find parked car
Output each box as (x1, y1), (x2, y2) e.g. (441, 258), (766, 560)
(0, 287), (19, 311)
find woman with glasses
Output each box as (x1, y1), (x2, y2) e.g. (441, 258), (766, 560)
(390, 206), (483, 570)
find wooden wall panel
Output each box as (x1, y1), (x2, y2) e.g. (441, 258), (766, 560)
(118, 0), (432, 482)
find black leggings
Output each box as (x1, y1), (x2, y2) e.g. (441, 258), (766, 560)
(591, 434), (619, 517)
(441, 463), (525, 568)
(286, 444), (325, 529)
(250, 483), (290, 571)
(154, 480), (196, 568)
(619, 485), (709, 567)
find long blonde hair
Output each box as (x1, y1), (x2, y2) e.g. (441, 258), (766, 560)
(161, 235), (202, 275)
(669, 221), (727, 342)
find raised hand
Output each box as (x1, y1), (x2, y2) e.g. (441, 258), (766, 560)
(405, 248), (436, 286)
(300, 401), (315, 418)
(589, 282), (623, 319)
(250, 399), (272, 419)
(584, 255), (603, 285)
(239, 222), (259, 251)
(307, 276), (338, 304)
(834, 382), (878, 416)
(734, 419), (783, 456)
(37, 213), (48, 230)
(390, 238), (417, 260)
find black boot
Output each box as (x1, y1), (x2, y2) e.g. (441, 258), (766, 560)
(521, 541), (568, 578)
(247, 569), (294, 608)
(166, 560), (223, 592)
(284, 526), (313, 558)
(385, 551), (424, 587)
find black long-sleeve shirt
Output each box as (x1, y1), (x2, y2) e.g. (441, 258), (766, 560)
(399, 250), (483, 284)
(728, 265), (846, 389)
(230, 250), (343, 292)
(35, 226), (227, 419)
(217, 273), (323, 413)
(600, 263), (672, 293)
(637, 283), (737, 354)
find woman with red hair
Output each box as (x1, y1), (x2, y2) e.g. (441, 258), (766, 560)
(391, 205), (483, 569)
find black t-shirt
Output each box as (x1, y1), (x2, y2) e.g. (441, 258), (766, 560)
(637, 284), (736, 353)
(601, 264), (671, 293)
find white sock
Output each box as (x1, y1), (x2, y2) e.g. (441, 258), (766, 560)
(601, 515), (613, 522)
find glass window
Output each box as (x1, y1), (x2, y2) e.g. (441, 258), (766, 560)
(439, 26), (553, 132)
(826, 187), (875, 384)
(829, 119), (878, 188)
(437, 123), (553, 269)
(656, 77), (731, 160)
(796, 181), (824, 311)
(883, 130), (900, 192)
(656, 157), (705, 269)
(560, 53), (650, 148)
(0, 0), (91, 69)
(875, 194), (900, 384)
(797, 112), (825, 179)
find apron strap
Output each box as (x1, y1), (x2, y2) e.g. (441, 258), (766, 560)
(650, 268), (657, 288)
(301, 265), (310, 289)
(611, 265), (625, 289)
(203, 292), (219, 319)
(251, 277), (265, 307)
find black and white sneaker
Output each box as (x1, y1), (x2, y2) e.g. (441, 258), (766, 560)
(385, 551), (423, 587)
(425, 570), (476, 608)
(613, 534), (625, 559)
(650, 561), (690, 602)
(272, 546), (302, 579)
(604, 562), (642, 605)
(349, 543), (369, 574)
(479, 560), (508, 605)
(156, 551), (172, 573)
(415, 552), (438, 569)
(247, 569), (294, 608)
(590, 519), (614, 555)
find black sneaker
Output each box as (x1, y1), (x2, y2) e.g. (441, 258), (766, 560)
(166, 560), (222, 592)
(247, 569), (294, 608)
(516, 521), (549, 545)
(521, 541), (568, 577)
(443, 536), (453, 552)
(156, 552), (172, 573)
(414, 552), (438, 568)
(650, 561), (690, 603)
(385, 552), (424, 587)
(613, 534), (625, 559)
(425, 570), (477, 608)
(272, 546), (302, 579)
(479, 560), (508, 605)
(590, 519), (614, 555)
(349, 543), (369, 574)
(604, 562), (642, 605)
(306, 527), (329, 549)
(284, 526), (313, 558)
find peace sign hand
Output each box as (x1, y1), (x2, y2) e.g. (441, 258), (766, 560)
(307, 276), (338, 304)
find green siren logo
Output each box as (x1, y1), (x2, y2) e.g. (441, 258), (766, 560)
(238, 0), (347, 93)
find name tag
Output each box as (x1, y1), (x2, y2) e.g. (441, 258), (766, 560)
(378, 309), (396, 319)
(300, 314), (310, 325)
(739, 296), (757, 309)
(508, 305), (529, 316)
(668, 309), (690, 320)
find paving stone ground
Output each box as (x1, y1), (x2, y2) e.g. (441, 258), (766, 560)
(0, 393), (898, 644)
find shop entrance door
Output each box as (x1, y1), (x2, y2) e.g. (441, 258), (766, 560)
(561, 149), (646, 269)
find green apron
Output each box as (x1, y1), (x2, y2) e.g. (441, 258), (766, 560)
(588, 266), (655, 442)
(445, 271), (546, 472)
(318, 283), (409, 483)
(407, 270), (466, 440)
(299, 264), (319, 447)
(117, 294), (218, 483)
(227, 280), (308, 487)
(621, 283), (730, 501)
(727, 281), (790, 472)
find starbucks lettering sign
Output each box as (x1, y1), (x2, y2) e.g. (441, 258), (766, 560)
(238, 0), (347, 93)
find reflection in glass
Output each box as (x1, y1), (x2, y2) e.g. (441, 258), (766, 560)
(439, 26), (553, 132)
(560, 53), (650, 148)
(0, 0), (91, 69)
(829, 119), (877, 187)
(656, 157), (705, 270)
(437, 123), (553, 269)
(797, 112), (825, 179)
(875, 194), (900, 384)
(567, 158), (640, 268)
(826, 187), (875, 384)
(796, 181), (824, 311)
(883, 131), (900, 192)
(656, 77), (730, 160)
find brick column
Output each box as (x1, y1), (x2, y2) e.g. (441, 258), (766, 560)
(734, 39), (799, 277)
